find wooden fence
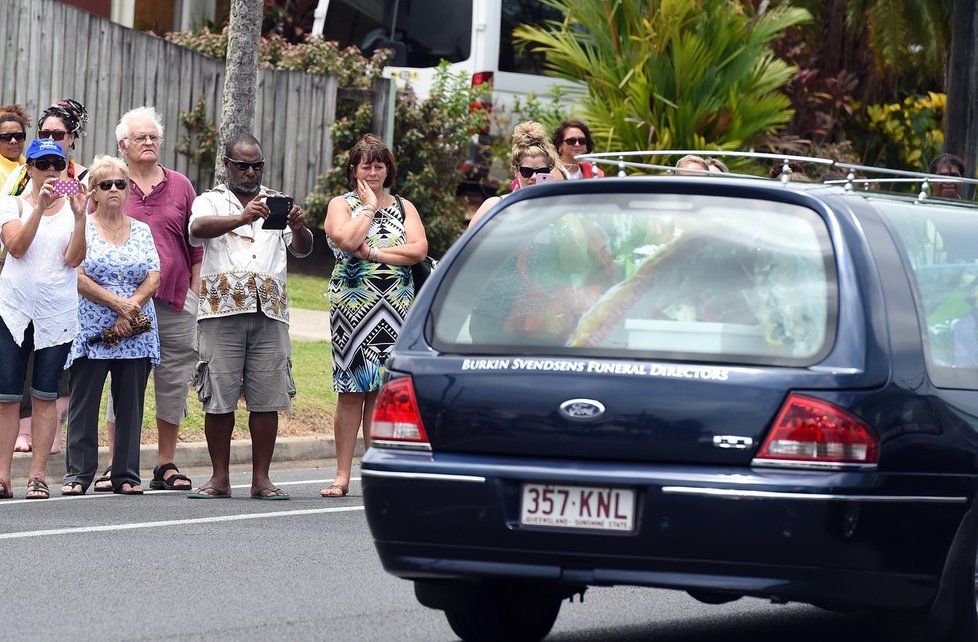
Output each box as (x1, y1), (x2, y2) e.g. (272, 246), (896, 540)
(0, 0), (387, 205)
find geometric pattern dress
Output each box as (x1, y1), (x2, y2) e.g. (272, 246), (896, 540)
(327, 192), (414, 392)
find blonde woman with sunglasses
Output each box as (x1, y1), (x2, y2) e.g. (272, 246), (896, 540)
(60, 155), (160, 496)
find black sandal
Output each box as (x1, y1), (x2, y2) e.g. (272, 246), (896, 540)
(94, 467), (113, 492)
(61, 481), (86, 496)
(149, 463), (192, 491)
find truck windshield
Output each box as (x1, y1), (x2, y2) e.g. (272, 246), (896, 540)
(322, 0), (472, 67)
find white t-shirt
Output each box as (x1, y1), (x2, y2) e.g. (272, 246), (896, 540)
(0, 195), (79, 348)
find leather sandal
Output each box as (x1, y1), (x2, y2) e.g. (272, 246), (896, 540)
(149, 463), (192, 491)
(25, 476), (50, 499)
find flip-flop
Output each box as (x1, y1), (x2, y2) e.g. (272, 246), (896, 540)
(251, 487), (290, 500)
(114, 483), (144, 495)
(0, 479), (12, 499)
(320, 483), (349, 498)
(61, 482), (86, 496)
(188, 486), (232, 499)
(94, 467), (113, 492)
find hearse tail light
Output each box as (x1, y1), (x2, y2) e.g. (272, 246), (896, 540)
(371, 377), (431, 450)
(753, 394), (879, 469)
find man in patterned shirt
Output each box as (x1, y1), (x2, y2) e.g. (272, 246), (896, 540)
(186, 133), (313, 500)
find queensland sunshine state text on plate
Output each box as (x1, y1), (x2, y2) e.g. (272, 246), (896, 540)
(520, 484), (635, 532)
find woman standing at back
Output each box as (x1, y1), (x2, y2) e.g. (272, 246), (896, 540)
(0, 105), (29, 186)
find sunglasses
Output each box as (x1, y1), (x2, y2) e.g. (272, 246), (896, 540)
(518, 165), (552, 178)
(0, 132), (26, 144)
(98, 179), (128, 191)
(225, 157), (265, 171)
(563, 137), (587, 146)
(935, 171), (961, 178)
(30, 158), (67, 172)
(38, 129), (68, 141)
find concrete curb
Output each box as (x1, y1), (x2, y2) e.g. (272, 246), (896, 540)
(10, 435), (365, 483)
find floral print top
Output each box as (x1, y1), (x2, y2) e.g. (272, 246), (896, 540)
(65, 218), (161, 369)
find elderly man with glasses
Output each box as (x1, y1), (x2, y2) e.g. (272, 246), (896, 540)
(92, 106), (203, 493)
(186, 132), (312, 500)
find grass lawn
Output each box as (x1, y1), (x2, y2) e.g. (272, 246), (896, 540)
(99, 340), (336, 444)
(87, 270), (335, 444)
(288, 272), (330, 312)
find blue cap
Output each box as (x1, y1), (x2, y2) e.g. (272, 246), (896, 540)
(26, 138), (66, 161)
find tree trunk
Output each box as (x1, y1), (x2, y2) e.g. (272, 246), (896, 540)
(944, 0), (978, 199)
(217, 0), (262, 184)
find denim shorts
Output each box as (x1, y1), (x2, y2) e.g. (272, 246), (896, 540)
(0, 316), (72, 402)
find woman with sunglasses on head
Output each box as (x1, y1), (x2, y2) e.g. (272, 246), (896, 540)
(553, 119), (604, 180)
(0, 105), (29, 186)
(1, 99), (88, 197)
(0, 139), (88, 499)
(469, 121), (564, 228)
(61, 156), (160, 496)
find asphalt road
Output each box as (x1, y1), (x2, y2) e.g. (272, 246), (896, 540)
(0, 464), (890, 642)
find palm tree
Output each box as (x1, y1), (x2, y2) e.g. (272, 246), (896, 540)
(512, 0), (810, 154)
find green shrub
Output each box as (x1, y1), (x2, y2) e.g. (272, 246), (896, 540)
(857, 92), (946, 171)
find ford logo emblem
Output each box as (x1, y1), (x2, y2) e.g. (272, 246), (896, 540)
(559, 399), (606, 421)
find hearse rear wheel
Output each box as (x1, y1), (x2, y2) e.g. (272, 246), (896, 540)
(442, 583), (562, 642)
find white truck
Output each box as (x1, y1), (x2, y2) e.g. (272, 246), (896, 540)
(313, 0), (585, 186)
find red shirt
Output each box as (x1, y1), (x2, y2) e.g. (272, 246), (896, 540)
(124, 166), (203, 311)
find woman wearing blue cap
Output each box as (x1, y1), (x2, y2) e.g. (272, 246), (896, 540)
(8, 99), (89, 456)
(0, 138), (88, 499)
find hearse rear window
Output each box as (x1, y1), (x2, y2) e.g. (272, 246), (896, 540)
(432, 194), (836, 365)
(880, 201), (978, 389)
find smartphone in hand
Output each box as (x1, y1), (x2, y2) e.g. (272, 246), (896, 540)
(263, 195), (294, 230)
(535, 173), (553, 184)
(52, 180), (80, 196)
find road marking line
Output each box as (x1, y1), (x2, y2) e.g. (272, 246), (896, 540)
(0, 506), (365, 540)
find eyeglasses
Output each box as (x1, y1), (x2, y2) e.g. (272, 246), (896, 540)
(30, 158), (67, 172)
(518, 165), (552, 178)
(98, 179), (128, 191)
(130, 134), (161, 144)
(563, 137), (587, 146)
(38, 129), (68, 141)
(225, 157), (265, 171)
(935, 171), (961, 178)
(0, 132), (26, 144)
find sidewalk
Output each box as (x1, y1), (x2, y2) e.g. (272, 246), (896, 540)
(289, 307), (331, 342)
(11, 307), (346, 483)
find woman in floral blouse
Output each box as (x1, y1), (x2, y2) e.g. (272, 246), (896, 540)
(61, 155), (160, 495)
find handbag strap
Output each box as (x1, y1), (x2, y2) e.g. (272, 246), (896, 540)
(393, 194), (405, 222)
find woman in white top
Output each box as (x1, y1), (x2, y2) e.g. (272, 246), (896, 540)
(0, 138), (87, 499)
